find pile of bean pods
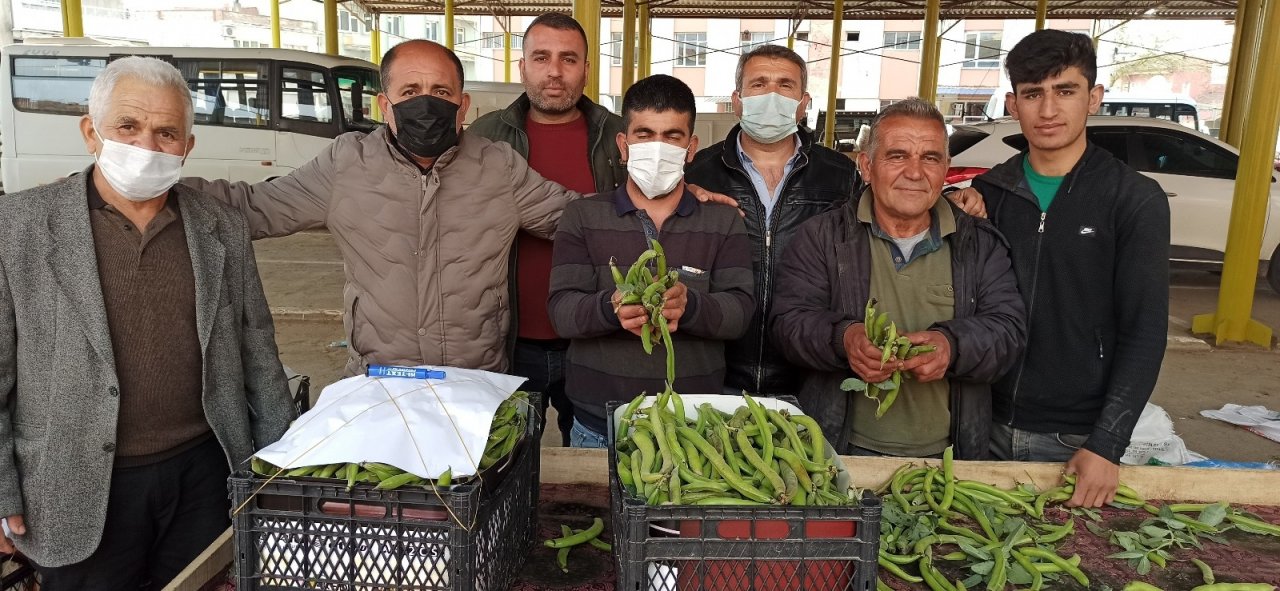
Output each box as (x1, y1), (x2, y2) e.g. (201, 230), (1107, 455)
(614, 390), (859, 506)
(877, 449), (1280, 591)
(544, 517), (612, 573)
(250, 391), (529, 490)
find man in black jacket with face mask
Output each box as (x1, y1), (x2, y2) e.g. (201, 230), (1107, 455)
(685, 45), (861, 398)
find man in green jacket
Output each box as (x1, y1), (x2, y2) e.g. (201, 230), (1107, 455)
(468, 14), (626, 445)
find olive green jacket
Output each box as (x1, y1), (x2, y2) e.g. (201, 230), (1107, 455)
(468, 94), (627, 194)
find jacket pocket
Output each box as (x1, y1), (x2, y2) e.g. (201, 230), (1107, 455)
(1095, 328), (1105, 360)
(13, 423), (47, 501)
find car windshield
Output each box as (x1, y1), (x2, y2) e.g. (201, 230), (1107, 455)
(949, 127), (990, 156)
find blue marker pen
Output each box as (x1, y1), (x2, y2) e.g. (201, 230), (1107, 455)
(367, 365), (447, 380)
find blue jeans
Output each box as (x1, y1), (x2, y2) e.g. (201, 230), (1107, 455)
(513, 338), (574, 447)
(570, 418), (609, 449)
(990, 423), (1089, 463)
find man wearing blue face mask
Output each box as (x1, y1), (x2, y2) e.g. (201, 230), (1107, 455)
(0, 56), (293, 589)
(548, 75), (755, 447)
(686, 45), (862, 399)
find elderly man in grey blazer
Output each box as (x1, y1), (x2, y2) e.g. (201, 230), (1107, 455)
(0, 56), (294, 589)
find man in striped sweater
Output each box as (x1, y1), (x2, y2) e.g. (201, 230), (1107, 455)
(548, 74), (755, 447)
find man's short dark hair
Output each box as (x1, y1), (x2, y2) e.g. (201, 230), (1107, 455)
(736, 44), (808, 92)
(621, 74), (697, 132)
(524, 13), (589, 54)
(1005, 29), (1097, 89)
(380, 40), (465, 92)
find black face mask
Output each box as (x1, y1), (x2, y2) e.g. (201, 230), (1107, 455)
(391, 94), (460, 158)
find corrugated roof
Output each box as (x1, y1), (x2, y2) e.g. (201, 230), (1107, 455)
(349, 0), (1237, 21)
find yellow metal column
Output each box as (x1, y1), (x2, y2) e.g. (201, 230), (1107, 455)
(64, 0), (83, 37)
(1221, 0), (1262, 147)
(823, 0), (844, 148)
(918, 0), (940, 103)
(371, 14), (381, 64)
(573, 0), (601, 101)
(503, 19), (512, 83)
(638, 1), (651, 79)
(270, 0), (281, 48)
(622, 0), (636, 95)
(1190, 0), (1280, 347)
(323, 0), (338, 55)
(1035, 0), (1048, 31)
(444, 0), (455, 50)
(60, 1), (69, 37)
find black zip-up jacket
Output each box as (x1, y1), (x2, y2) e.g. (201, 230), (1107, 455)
(686, 125), (861, 396)
(769, 195), (1026, 460)
(972, 143), (1170, 463)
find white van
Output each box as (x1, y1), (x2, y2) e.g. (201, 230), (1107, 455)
(1, 40), (380, 193)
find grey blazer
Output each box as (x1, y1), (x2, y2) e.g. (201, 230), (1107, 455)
(0, 170), (294, 567)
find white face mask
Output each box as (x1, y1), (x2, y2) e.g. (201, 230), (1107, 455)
(739, 92), (802, 145)
(626, 141), (688, 199)
(94, 127), (185, 202)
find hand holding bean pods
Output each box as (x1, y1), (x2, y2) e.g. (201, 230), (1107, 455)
(840, 298), (938, 418)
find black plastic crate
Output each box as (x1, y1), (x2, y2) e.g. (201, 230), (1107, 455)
(230, 392), (542, 591)
(0, 554), (37, 591)
(606, 398), (881, 591)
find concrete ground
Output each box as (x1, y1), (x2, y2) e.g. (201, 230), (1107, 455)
(257, 231), (1280, 464)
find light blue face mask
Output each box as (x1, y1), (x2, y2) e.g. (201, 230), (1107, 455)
(739, 92), (802, 144)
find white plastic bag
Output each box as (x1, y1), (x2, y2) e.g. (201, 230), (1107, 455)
(1120, 403), (1192, 466)
(254, 365), (526, 479)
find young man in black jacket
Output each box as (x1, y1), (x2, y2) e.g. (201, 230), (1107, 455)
(685, 45), (861, 398)
(964, 30), (1170, 507)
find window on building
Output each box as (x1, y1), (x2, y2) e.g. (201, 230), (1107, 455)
(795, 31), (809, 42)
(609, 32), (638, 66)
(480, 32), (521, 49)
(883, 31), (922, 50)
(742, 31), (771, 52)
(338, 10), (367, 34)
(381, 15), (403, 38)
(674, 32), (707, 67)
(963, 31), (1002, 68)
(456, 27), (466, 45)
(233, 40), (268, 48)
(424, 20), (440, 41)
(846, 31), (860, 42)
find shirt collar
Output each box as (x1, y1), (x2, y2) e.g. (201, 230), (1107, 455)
(735, 132), (801, 168)
(857, 187), (956, 265)
(612, 183), (699, 218)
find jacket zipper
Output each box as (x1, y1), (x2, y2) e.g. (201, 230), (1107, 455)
(422, 174), (443, 363)
(1007, 209), (1047, 426)
(731, 150), (808, 394)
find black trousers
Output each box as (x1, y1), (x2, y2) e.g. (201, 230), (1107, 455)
(33, 436), (231, 591)
(514, 338), (575, 446)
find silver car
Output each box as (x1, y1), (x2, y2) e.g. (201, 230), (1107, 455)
(946, 117), (1280, 294)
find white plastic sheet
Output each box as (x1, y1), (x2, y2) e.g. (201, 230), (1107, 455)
(1200, 404), (1280, 444)
(254, 366), (526, 479)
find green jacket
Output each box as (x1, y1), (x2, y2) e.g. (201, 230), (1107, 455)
(469, 94), (628, 194)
